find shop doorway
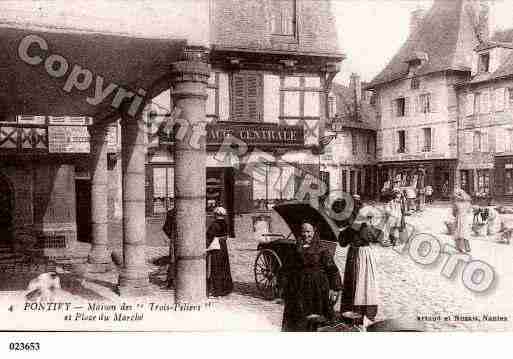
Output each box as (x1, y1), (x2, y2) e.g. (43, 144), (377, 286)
(434, 168), (451, 200)
(75, 179), (92, 243)
(0, 174), (13, 246)
(206, 167), (234, 236)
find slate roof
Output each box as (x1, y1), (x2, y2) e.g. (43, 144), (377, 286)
(367, 0), (479, 89)
(330, 82), (377, 130)
(471, 28), (513, 84)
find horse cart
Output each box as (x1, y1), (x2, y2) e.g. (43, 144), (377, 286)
(253, 201), (425, 332)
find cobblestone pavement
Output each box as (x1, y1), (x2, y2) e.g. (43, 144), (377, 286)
(2, 205), (512, 331)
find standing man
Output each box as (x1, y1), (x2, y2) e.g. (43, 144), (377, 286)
(163, 207), (176, 288)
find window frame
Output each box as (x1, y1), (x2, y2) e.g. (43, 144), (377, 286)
(279, 75), (322, 120)
(397, 130), (406, 153)
(479, 52), (490, 73)
(395, 97), (406, 117)
(271, 0), (297, 37)
(422, 127), (432, 152)
(419, 93), (431, 114)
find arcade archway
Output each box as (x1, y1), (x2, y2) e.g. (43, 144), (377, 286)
(0, 174), (14, 245)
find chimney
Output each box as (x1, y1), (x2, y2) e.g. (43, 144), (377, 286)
(350, 73), (362, 110)
(477, 3), (490, 42)
(410, 8), (426, 35)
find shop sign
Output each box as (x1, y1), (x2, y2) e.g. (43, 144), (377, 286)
(206, 122), (304, 148)
(48, 126), (90, 153)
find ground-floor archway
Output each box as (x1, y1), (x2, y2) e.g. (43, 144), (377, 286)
(0, 174), (14, 245)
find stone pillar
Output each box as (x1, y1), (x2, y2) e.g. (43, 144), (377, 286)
(117, 113), (149, 297)
(88, 124), (112, 272)
(170, 48), (210, 303)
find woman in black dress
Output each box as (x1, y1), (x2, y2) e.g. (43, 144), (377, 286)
(280, 221), (342, 331)
(206, 207), (233, 297)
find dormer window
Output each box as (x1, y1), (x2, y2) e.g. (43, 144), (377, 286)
(411, 77), (420, 89)
(479, 52), (490, 73)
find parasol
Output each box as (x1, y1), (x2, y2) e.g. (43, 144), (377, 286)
(272, 201), (340, 243)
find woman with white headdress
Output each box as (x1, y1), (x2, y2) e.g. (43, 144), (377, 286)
(206, 206), (233, 297)
(338, 206), (378, 321)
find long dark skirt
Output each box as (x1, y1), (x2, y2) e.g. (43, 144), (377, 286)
(341, 246), (378, 321)
(206, 240), (233, 297)
(282, 271), (334, 332)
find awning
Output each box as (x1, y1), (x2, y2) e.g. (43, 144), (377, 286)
(0, 0), (210, 124)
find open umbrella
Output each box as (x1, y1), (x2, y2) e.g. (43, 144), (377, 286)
(272, 201), (340, 243)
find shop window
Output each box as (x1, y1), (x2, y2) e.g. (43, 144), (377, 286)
(271, 0), (296, 36)
(476, 170), (490, 195)
(422, 128), (432, 152)
(152, 167), (174, 215)
(231, 72), (263, 122)
(460, 170), (472, 195)
(252, 164), (295, 209)
(397, 130), (406, 153)
(505, 169), (513, 195)
(207, 72), (219, 119)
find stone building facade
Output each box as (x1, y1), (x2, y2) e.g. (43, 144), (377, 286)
(455, 29), (513, 202)
(146, 0), (343, 237)
(367, 0), (486, 199)
(321, 74), (377, 199)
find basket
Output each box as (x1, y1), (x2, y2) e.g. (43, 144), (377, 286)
(319, 240), (338, 257)
(472, 223), (487, 237)
(444, 221), (456, 235)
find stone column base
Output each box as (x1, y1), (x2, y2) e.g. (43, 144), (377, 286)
(87, 262), (113, 274)
(117, 268), (150, 297)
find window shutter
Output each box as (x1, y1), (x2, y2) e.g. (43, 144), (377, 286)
(246, 73), (262, 122)
(482, 129), (489, 152)
(431, 127), (436, 152)
(495, 88), (505, 112)
(496, 127), (506, 153)
(414, 128), (420, 153)
(404, 97), (410, 116)
(415, 96), (420, 114)
(481, 91), (490, 114)
(429, 93), (437, 113)
(394, 131), (399, 153)
(390, 100), (395, 118)
(231, 74), (246, 122)
(465, 131), (473, 153)
(466, 93), (474, 116)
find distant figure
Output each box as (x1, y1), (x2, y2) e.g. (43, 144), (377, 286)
(163, 208), (176, 287)
(206, 206), (233, 297)
(280, 221), (341, 331)
(425, 185), (433, 204)
(383, 189), (404, 246)
(487, 207), (502, 236)
(452, 188), (473, 253)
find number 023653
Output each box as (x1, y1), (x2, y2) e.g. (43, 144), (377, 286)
(9, 342), (40, 351)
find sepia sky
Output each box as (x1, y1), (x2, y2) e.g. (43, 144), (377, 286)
(333, 0), (513, 84)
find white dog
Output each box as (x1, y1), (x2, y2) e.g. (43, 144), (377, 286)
(25, 272), (61, 302)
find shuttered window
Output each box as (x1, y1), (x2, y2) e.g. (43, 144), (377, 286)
(466, 93), (474, 116)
(230, 72), (263, 122)
(495, 88), (505, 112)
(271, 0), (296, 36)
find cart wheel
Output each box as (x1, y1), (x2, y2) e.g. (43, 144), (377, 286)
(254, 249), (282, 300)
